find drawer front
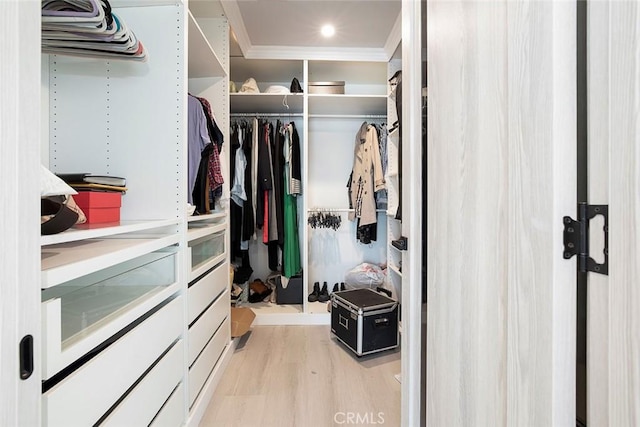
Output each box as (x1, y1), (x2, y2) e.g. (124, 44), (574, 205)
(150, 383), (185, 427)
(189, 317), (230, 407)
(41, 249), (178, 380)
(43, 296), (183, 427)
(189, 231), (225, 277)
(188, 289), (229, 365)
(188, 261), (227, 323)
(101, 340), (184, 427)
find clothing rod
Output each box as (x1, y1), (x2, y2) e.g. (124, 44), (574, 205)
(308, 114), (387, 119)
(307, 208), (386, 213)
(230, 113), (304, 118)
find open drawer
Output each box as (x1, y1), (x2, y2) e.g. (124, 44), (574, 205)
(41, 248), (180, 379)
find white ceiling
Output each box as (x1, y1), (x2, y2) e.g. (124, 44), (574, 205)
(190, 0), (402, 61)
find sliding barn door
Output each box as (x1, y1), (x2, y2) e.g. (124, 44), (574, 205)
(587, 1), (640, 425)
(426, 1), (576, 425)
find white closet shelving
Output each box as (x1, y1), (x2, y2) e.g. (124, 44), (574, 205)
(230, 58), (304, 114)
(386, 52), (403, 302)
(39, 2), (231, 426)
(229, 58), (391, 324)
(185, 5), (233, 425)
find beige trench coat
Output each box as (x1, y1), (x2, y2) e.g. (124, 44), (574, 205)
(348, 122), (385, 226)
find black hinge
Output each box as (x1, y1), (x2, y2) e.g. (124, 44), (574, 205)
(563, 203), (608, 275)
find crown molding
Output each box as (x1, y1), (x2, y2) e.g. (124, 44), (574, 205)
(244, 45), (388, 62)
(219, 0), (251, 56)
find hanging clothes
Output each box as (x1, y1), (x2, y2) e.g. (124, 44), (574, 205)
(273, 120), (286, 246)
(256, 121), (273, 232)
(241, 122), (255, 243)
(189, 94), (224, 212)
(229, 122), (243, 259)
(282, 122), (301, 277)
(230, 116), (303, 277)
(230, 124), (247, 206)
(375, 123), (388, 210)
(251, 118), (259, 239)
(288, 121), (302, 196)
(194, 95), (224, 202)
(348, 122), (385, 226)
(187, 95), (211, 205)
(192, 143), (213, 215)
(389, 70), (402, 220)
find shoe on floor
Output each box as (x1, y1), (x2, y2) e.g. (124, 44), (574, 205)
(318, 282), (330, 302)
(308, 282), (320, 302)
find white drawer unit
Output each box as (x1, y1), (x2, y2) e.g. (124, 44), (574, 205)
(150, 383), (185, 427)
(189, 317), (230, 407)
(41, 249), (180, 379)
(188, 261), (228, 324)
(42, 296), (183, 427)
(189, 289), (229, 365)
(101, 340), (184, 427)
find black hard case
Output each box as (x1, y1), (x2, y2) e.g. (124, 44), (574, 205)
(330, 288), (399, 356)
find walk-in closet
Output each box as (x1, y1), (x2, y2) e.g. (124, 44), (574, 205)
(11, 1), (639, 427)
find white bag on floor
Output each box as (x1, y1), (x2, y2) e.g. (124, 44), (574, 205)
(344, 262), (385, 288)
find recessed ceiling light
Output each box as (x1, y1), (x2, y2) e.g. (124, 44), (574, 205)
(321, 24), (335, 38)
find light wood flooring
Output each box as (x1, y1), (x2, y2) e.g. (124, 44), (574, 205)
(200, 325), (401, 427)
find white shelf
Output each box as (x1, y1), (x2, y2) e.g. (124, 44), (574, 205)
(42, 234), (180, 289)
(41, 219), (181, 247)
(308, 94), (387, 116)
(187, 222), (226, 242)
(390, 244), (403, 253)
(187, 212), (226, 223)
(389, 265), (402, 278)
(188, 11), (225, 78)
(230, 93), (303, 114)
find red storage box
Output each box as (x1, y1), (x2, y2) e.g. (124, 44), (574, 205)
(74, 191), (122, 224)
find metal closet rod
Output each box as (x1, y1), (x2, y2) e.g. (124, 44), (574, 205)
(230, 112), (303, 117)
(308, 114), (387, 119)
(307, 207), (386, 212)
(230, 113), (386, 119)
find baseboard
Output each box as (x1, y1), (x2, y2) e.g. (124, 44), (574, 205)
(253, 312), (331, 325)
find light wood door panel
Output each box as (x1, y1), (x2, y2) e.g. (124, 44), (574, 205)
(586, 1), (610, 425)
(427, 1), (576, 425)
(588, 1), (640, 425)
